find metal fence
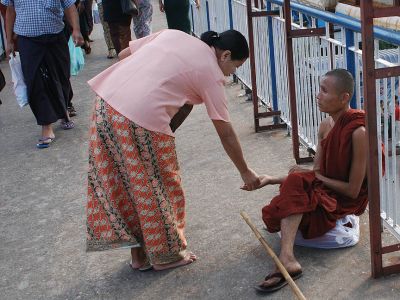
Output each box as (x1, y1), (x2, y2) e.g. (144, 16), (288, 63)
(189, 0), (400, 275)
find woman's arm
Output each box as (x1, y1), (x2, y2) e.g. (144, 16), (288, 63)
(315, 126), (367, 199)
(212, 120), (260, 190)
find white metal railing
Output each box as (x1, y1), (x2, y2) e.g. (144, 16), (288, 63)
(190, 0), (209, 37)
(190, 0), (400, 240)
(232, 0), (252, 89)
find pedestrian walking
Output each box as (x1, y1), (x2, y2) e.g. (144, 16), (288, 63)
(102, 0), (132, 54)
(159, 0), (200, 34)
(96, 0), (116, 58)
(86, 29), (262, 271)
(133, 0), (153, 38)
(2, 0), (84, 148)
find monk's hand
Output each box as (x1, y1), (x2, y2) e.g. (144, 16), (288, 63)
(240, 168), (261, 191)
(315, 171), (325, 181)
(288, 165), (311, 174)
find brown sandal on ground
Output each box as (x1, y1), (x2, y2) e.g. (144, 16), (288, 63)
(255, 270), (302, 293)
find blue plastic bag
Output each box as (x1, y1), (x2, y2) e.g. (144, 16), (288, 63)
(68, 37), (85, 76)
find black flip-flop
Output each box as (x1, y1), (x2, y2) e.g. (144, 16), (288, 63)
(255, 270), (302, 293)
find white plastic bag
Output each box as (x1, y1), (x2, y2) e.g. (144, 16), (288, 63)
(92, 2), (100, 24)
(9, 52), (28, 108)
(278, 215), (360, 249)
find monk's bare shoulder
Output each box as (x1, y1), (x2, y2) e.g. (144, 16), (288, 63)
(352, 126), (367, 144)
(318, 117), (333, 140)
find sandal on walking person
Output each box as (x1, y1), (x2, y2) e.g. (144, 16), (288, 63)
(68, 105), (77, 117)
(107, 49), (116, 59)
(60, 119), (75, 130)
(36, 136), (54, 149)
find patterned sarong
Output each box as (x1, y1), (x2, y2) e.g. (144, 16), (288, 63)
(86, 97), (186, 265)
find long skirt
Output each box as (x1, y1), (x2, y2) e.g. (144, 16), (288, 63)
(86, 97), (187, 265)
(18, 32), (72, 125)
(132, 0), (153, 38)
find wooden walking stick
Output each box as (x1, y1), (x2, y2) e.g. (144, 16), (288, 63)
(240, 211), (307, 300)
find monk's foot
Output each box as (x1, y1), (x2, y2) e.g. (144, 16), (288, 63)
(258, 257), (302, 289)
(153, 252), (197, 271)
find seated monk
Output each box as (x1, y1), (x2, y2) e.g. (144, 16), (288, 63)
(242, 69), (368, 293)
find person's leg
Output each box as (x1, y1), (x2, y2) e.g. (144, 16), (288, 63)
(119, 19), (132, 52)
(98, 3), (115, 57)
(85, 0), (94, 36)
(259, 214), (303, 288)
(164, 0), (191, 34)
(132, 0), (153, 39)
(108, 22), (122, 54)
(129, 127), (196, 271)
(130, 247), (147, 268)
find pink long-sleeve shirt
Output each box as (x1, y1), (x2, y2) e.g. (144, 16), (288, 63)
(88, 29), (230, 136)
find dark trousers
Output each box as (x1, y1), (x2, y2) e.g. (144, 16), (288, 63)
(164, 0), (191, 34)
(108, 19), (132, 54)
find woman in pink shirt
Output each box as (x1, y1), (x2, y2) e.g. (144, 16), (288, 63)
(86, 29), (261, 271)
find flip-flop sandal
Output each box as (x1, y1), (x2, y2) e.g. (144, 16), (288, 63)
(129, 259), (153, 272)
(36, 137), (54, 149)
(255, 270), (302, 293)
(60, 120), (75, 130)
(68, 106), (77, 117)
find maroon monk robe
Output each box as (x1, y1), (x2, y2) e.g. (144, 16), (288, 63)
(262, 109), (368, 239)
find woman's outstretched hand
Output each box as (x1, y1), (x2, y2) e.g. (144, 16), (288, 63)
(240, 174), (275, 191)
(239, 168), (261, 191)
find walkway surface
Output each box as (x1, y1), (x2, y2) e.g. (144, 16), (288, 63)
(0, 1), (399, 299)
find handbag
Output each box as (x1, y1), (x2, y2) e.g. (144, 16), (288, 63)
(9, 52), (28, 108)
(120, 0), (139, 16)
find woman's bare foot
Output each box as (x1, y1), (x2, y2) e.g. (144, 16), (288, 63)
(153, 252), (197, 271)
(130, 247), (147, 269)
(41, 124), (55, 139)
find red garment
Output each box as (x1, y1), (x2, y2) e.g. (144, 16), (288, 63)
(262, 109), (368, 239)
(395, 105), (400, 121)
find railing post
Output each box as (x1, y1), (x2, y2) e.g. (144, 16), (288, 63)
(206, 0), (211, 31)
(228, 0), (233, 29)
(190, 3), (195, 34)
(267, 1), (279, 114)
(283, 0), (302, 163)
(246, 0), (260, 131)
(360, 0), (384, 278)
(345, 28), (357, 108)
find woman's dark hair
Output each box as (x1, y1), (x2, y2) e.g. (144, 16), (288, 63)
(200, 30), (249, 60)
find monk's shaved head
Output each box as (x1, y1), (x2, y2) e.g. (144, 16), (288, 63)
(323, 69), (355, 100)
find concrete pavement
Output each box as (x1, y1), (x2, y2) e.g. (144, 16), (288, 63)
(0, 1), (399, 299)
